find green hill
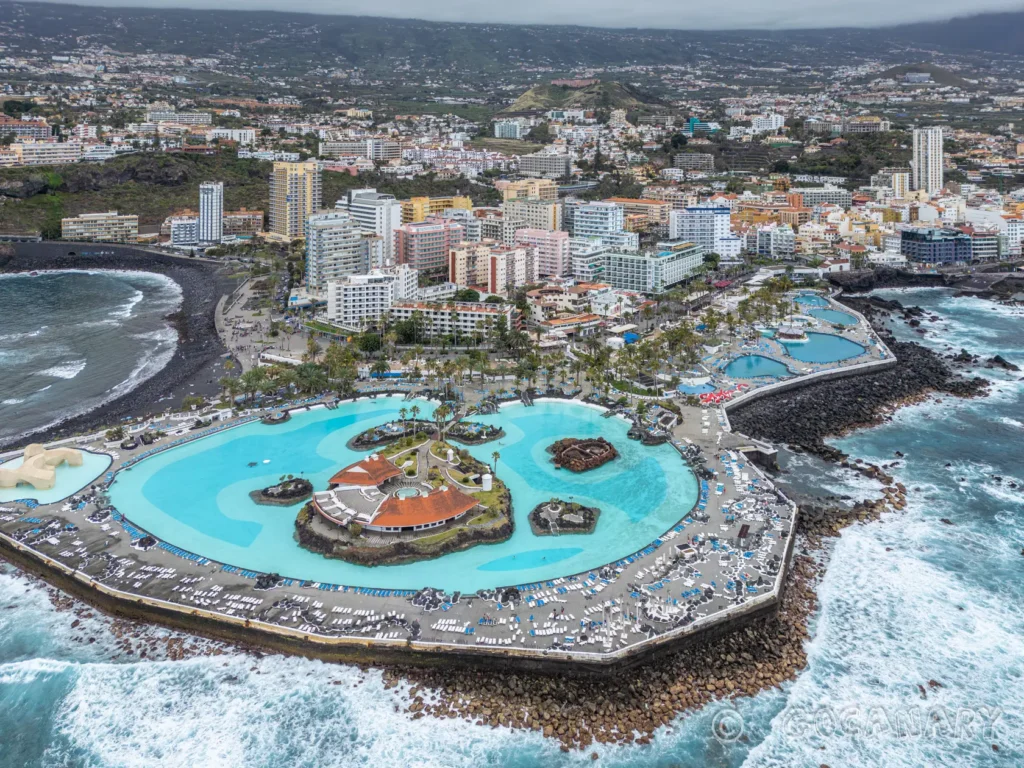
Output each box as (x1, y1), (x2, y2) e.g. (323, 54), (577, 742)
(507, 81), (660, 112)
(874, 63), (972, 88)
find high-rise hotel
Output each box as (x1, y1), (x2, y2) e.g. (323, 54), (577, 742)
(912, 127), (944, 195)
(198, 181), (223, 245)
(268, 160), (321, 241)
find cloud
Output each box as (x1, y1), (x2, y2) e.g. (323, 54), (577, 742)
(28, 0), (1024, 30)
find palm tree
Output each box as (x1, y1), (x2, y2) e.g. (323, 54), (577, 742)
(410, 404), (421, 428)
(294, 363), (327, 395)
(491, 451), (500, 473)
(371, 358), (391, 379)
(399, 406), (408, 433)
(304, 335), (322, 363)
(434, 403), (452, 437)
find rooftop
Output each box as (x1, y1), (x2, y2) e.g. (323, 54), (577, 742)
(329, 454), (403, 487)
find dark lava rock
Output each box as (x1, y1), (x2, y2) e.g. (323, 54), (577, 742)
(987, 355), (1020, 372)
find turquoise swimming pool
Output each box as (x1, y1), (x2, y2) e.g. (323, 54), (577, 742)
(0, 450), (112, 505)
(794, 294), (829, 308)
(107, 397), (697, 591)
(724, 355), (790, 379)
(781, 332), (866, 363)
(808, 308), (858, 326)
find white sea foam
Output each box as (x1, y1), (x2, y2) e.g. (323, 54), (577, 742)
(746, 515), (1024, 768)
(0, 657), (75, 686)
(45, 655), (563, 768)
(37, 360), (87, 380)
(0, 325), (47, 342)
(108, 288), (145, 319)
(1, 398), (26, 405)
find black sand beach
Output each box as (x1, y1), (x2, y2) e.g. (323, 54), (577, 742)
(0, 242), (237, 450)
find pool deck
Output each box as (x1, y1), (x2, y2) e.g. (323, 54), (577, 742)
(0, 291), (887, 671)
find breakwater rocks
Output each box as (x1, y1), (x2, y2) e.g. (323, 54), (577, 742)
(828, 266), (950, 293)
(528, 499), (600, 536)
(0, 242), (233, 450)
(446, 422), (504, 445)
(249, 478), (312, 507)
(549, 438), (618, 472)
(347, 420), (433, 451)
(385, 552), (819, 751)
(730, 306), (987, 461)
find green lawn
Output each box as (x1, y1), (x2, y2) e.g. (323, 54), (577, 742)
(469, 137), (543, 156)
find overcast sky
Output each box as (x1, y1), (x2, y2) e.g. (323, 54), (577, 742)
(32, 0), (1024, 30)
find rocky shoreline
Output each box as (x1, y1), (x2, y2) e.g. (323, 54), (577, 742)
(0, 242), (234, 451)
(729, 294), (988, 461)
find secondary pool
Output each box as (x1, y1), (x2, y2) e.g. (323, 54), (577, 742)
(677, 382), (716, 395)
(724, 355), (790, 379)
(0, 450), (112, 505)
(808, 308), (858, 326)
(794, 294), (829, 308)
(781, 332), (866, 363)
(106, 397), (698, 591)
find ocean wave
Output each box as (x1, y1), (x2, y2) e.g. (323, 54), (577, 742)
(108, 288), (145, 320)
(0, 325), (47, 342)
(45, 655), (565, 768)
(0, 657), (75, 686)
(746, 521), (1024, 768)
(1, 398), (26, 405)
(37, 360), (87, 380)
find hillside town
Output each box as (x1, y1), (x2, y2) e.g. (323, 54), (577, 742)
(5, 11), (1024, 335)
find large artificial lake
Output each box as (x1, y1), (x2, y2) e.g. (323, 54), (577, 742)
(106, 398), (698, 591)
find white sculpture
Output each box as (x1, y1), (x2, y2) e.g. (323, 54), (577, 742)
(0, 444), (83, 490)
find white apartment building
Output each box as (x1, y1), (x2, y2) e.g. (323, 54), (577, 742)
(569, 238), (610, 282)
(145, 110), (212, 125)
(514, 228), (571, 277)
(601, 242), (703, 294)
(61, 212), (138, 243)
(169, 216), (199, 247)
(567, 201), (639, 252)
(198, 181), (224, 245)
(388, 301), (515, 339)
(71, 124), (98, 139)
(912, 127), (944, 195)
(668, 205), (740, 259)
(750, 224), (796, 259)
(11, 141), (84, 165)
(325, 265), (418, 330)
(305, 211), (371, 294)
(82, 144), (117, 162)
(518, 152), (572, 179)
(335, 189), (403, 265)
(493, 120), (524, 140)
(752, 113), (786, 134)
(320, 138), (402, 161)
(207, 128), (256, 146)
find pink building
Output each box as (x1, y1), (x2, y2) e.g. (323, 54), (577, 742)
(394, 219), (465, 279)
(514, 228), (570, 278)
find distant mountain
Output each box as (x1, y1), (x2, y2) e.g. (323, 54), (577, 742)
(507, 82), (661, 112)
(3, 3), (1024, 71)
